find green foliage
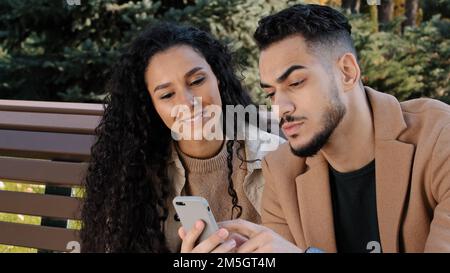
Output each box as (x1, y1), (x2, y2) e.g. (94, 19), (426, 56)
(0, 0), (449, 104)
(0, 0), (162, 101)
(352, 14), (450, 102)
(421, 0), (450, 21)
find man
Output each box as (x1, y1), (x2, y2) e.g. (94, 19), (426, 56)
(179, 4), (450, 253)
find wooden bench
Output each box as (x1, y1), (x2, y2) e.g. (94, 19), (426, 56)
(0, 99), (282, 253)
(0, 99), (103, 252)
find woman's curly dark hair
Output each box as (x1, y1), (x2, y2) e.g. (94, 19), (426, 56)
(80, 22), (256, 252)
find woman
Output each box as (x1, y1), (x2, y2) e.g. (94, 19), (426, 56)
(80, 22), (283, 252)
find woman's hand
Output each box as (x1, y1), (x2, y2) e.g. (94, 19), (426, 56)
(178, 220), (239, 253)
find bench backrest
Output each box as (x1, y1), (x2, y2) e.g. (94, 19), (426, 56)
(0, 99), (103, 252)
(0, 99), (282, 252)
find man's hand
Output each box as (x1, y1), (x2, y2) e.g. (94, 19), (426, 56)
(219, 219), (304, 253)
(178, 220), (246, 253)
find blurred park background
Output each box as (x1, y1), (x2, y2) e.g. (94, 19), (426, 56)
(0, 0), (449, 104)
(0, 0), (449, 253)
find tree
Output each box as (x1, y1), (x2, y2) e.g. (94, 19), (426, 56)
(351, 14), (449, 102)
(421, 0), (450, 21)
(370, 3), (379, 32)
(1, 0), (448, 104)
(378, 0), (394, 25)
(393, 0), (405, 18)
(0, 0), (303, 102)
(404, 0), (419, 27)
(342, 0), (361, 14)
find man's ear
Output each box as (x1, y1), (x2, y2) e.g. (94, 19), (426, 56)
(337, 53), (361, 92)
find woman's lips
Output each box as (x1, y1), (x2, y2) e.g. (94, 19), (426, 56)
(179, 110), (205, 123)
(281, 122), (304, 137)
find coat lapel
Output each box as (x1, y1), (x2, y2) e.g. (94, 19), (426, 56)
(375, 140), (414, 252)
(366, 87), (416, 252)
(291, 87), (415, 253)
(296, 153), (337, 252)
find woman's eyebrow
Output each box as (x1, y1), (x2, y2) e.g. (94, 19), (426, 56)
(185, 66), (203, 78)
(153, 82), (171, 93)
(153, 67), (204, 93)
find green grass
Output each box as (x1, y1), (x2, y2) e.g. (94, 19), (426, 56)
(0, 179), (82, 253)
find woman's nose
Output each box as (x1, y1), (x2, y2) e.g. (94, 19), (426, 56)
(178, 89), (201, 110)
(179, 89), (195, 107)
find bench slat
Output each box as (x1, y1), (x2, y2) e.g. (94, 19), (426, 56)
(0, 190), (82, 220)
(0, 129), (95, 161)
(0, 99), (104, 115)
(0, 157), (87, 186)
(0, 110), (101, 134)
(0, 221), (80, 252)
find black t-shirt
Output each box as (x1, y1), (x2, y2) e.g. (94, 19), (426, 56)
(329, 160), (382, 253)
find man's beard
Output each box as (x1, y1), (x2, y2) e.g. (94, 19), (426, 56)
(289, 86), (346, 158)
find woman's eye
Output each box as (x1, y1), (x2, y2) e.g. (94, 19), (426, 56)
(160, 92), (174, 100)
(190, 77), (205, 86)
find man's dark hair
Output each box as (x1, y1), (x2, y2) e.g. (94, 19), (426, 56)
(254, 4), (356, 60)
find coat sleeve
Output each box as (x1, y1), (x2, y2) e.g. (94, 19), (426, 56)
(261, 157), (296, 244)
(425, 123), (450, 252)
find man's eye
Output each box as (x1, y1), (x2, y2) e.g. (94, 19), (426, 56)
(160, 92), (174, 100)
(265, 92), (275, 99)
(190, 77), (205, 86)
(289, 79), (305, 87)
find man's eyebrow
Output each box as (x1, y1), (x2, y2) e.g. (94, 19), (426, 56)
(153, 66), (204, 93)
(260, 65), (306, 89)
(276, 65), (306, 83)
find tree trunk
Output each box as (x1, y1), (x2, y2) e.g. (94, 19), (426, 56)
(404, 0), (419, 27)
(342, 0), (361, 14)
(394, 0), (405, 18)
(378, 0), (394, 24)
(370, 4), (379, 33)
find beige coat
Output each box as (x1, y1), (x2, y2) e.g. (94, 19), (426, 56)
(165, 125), (285, 252)
(261, 87), (450, 252)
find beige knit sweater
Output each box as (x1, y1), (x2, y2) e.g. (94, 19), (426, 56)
(175, 140), (261, 224)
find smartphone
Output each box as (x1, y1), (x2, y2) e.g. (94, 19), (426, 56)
(173, 196), (219, 243)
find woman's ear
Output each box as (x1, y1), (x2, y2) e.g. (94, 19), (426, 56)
(337, 53), (361, 92)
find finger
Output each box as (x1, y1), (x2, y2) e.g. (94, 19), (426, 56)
(178, 227), (186, 240)
(180, 220), (205, 253)
(219, 219), (264, 238)
(211, 239), (237, 253)
(192, 228), (229, 253)
(254, 246), (270, 253)
(236, 232), (266, 253)
(227, 232), (248, 248)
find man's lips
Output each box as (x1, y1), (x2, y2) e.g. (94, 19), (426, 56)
(281, 122), (304, 137)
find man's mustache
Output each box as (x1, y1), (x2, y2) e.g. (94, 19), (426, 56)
(279, 115), (307, 127)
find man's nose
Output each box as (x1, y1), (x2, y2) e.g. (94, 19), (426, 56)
(273, 92), (295, 118)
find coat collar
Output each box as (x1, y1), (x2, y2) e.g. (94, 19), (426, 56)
(295, 87), (415, 252)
